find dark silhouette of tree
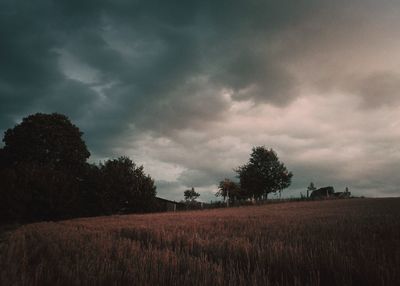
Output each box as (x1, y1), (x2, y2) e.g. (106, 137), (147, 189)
(0, 148), (9, 169)
(0, 161), (82, 221)
(128, 162), (157, 212)
(0, 112), (158, 222)
(78, 163), (103, 216)
(0, 165), (17, 221)
(236, 146), (293, 200)
(0, 113), (90, 221)
(216, 179), (241, 206)
(236, 163), (264, 199)
(98, 157), (156, 214)
(184, 187), (200, 202)
(2, 113), (90, 171)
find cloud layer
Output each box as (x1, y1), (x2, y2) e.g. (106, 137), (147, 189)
(1, 0), (400, 201)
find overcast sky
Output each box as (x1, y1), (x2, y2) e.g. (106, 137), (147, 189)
(1, 0), (400, 201)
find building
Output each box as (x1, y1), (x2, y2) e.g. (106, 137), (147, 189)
(310, 186), (335, 199)
(154, 197), (182, 212)
(310, 186), (351, 199)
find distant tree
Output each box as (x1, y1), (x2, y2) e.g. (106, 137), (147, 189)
(236, 146), (293, 200)
(236, 163), (264, 199)
(307, 182), (317, 198)
(130, 163), (157, 211)
(98, 157), (156, 214)
(216, 179), (241, 206)
(2, 113), (90, 171)
(184, 187), (200, 202)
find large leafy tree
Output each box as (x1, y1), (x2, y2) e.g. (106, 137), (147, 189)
(0, 113), (90, 221)
(0, 113), (159, 222)
(2, 113), (90, 171)
(236, 146), (293, 200)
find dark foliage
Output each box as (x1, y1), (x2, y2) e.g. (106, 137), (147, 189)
(0, 113), (157, 223)
(97, 157), (156, 214)
(2, 113), (90, 171)
(216, 178), (242, 203)
(184, 187), (200, 202)
(183, 187), (201, 209)
(236, 146), (293, 200)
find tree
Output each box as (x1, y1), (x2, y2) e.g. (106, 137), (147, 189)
(184, 187), (200, 202)
(0, 161), (82, 221)
(236, 163), (265, 199)
(216, 179), (241, 206)
(0, 112), (160, 221)
(98, 157), (157, 214)
(2, 113), (90, 171)
(0, 148), (9, 169)
(236, 146), (293, 200)
(0, 113), (90, 221)
(307, 182), (317, 198)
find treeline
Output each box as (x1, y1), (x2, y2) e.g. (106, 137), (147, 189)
(0, 113), (156, 223)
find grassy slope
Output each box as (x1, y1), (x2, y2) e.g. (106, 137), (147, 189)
(1, 198), (399, 286)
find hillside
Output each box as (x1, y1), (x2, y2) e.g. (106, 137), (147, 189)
(1, 198), (399, 285)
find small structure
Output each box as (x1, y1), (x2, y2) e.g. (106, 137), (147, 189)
(310, 186), (335, 199)
(310, 186), (351, 199)
(332, 187), (351, 198)
(154, 197), (182, 212)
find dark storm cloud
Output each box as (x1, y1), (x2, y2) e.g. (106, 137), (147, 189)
(0, 0), (317, 148)
(2, 0), (400, 200)
(0, 0), (102, 130)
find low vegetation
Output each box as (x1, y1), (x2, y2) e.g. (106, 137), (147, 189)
(1, 198), (399, 285)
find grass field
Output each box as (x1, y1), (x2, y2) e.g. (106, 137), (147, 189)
(1, 198), (399, 286)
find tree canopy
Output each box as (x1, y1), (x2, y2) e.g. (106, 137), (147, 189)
(0, 113), (157, 222)
(98, 157), (156, 213)
(184, 187), (200, 202)
(236, 146), (293, 200)
(216, 178), (241, 203)
(2, 113), (90, 170)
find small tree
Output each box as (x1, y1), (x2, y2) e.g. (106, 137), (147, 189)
(216, 178), (240, 206)
(307, 182), (317, 198)
(184, 187), (200, 202)
(236, 146), (293, 200)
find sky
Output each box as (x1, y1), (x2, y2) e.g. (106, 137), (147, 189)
(1, 0), (400, 201)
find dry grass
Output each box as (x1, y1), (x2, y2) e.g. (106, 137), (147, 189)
(1, 198), (399, 286)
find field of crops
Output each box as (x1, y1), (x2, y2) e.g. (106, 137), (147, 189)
(1, 198), (399, 286)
